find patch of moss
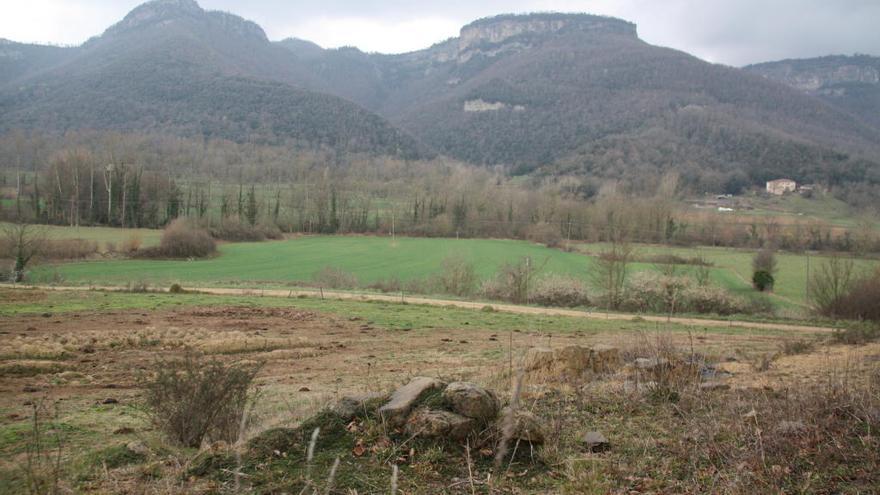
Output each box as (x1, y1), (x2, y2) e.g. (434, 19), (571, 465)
(247, 427), (299, 458)
(92, 444), (146, 469)
(186, 451), (236, 480)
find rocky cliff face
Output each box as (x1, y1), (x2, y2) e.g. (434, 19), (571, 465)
(745, 55), (880, 127)
(746, 56), (880, 93)
(430, 14), (638, 64)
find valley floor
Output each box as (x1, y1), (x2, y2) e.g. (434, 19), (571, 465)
(0, 288), (877, 493)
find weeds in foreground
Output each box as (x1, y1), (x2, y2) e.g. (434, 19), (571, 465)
(780, 338), (815, 355)
(22, 400), (65, 495)
(141, 352), (263, 447)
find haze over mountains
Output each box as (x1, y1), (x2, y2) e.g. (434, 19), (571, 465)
(1, 0), (879, 195)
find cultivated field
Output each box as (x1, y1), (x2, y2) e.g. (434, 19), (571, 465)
(0, 288), (877, 493)
(28, 233), (879, 310)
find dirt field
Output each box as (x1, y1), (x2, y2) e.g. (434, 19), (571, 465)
(1, 290), (878, 493)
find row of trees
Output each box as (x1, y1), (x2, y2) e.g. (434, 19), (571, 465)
(1, 131), (878, 253)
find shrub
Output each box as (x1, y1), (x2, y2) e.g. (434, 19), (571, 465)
(169, 283), (185, 294)
(780, 339), (815, 355)
(160, 219), (216, 258)
(40, 239), (98, 260)
(126, 280), (151, 293)
(525, 222), (563, 248)
(809, 256), (854, 318)
(311, 267), (358, 290)
(142, 352), (262, 448)
(622, 272), (690, 314)
(367, 275), (402, 293)
(529, 275), (591, 307)
(742, 293), (776, 316)
(834, 268), (880, 322)
(480, 257), (542, 304)
(120, 234), (142, 254)
(752, 248), (778, 276)
(831, 324), (880, 345)
(622, 272), (747, 316)
(139, 219), (216, 259)
(681, 285), (745, 315)
(436, 255), (477, 297)
(752, 270), (774, 292)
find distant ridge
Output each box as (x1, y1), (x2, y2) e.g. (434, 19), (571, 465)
(0, 1), (878, 196)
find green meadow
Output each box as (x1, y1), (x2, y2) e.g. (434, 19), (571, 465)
(28, 234), (878, 308)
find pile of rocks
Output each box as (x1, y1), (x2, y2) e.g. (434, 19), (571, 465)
(333, 377), (546, 445)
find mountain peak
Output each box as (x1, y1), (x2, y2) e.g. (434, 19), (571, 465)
(461, 13), (637, 42)
(100, 0), (267, 43)
(102, 0), (203, 36)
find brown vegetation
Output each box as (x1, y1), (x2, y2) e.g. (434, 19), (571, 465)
(142, 352), (261, 448)
(137, 219), (216, 259)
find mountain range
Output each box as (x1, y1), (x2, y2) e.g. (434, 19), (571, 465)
(1, 0), (879, 194)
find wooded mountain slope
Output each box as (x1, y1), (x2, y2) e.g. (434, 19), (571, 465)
(1, 1), (879, 197)
(746, 55), (880, 129)
(0, 0), (422, 158)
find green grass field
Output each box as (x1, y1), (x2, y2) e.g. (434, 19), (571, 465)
(1, 223), (161, 249)
(28, 234), (878, 310)
(577, 242), (878, 307)
(34, 236), (592, 288)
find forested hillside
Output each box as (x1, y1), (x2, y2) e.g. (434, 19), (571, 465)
(1, 1), (879, 204)
(746, 55), (880, 129)
(0, 0), (422, 157)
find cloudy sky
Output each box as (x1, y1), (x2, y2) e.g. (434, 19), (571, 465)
(1, 0), (878, 66)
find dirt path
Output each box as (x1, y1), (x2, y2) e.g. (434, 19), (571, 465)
(4, 283), (838, 334)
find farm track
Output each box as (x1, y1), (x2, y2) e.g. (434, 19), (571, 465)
(3, 284), (838, 334)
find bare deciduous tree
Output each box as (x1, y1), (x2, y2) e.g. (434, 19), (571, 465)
(808, 255), (854, 318)
(2, 221), (47, 283)
(593, 240), (633, 310)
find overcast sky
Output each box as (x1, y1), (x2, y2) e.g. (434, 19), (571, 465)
(1, 0), (878, 66)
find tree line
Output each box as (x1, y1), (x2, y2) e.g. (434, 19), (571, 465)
(0, 131), (877, 254)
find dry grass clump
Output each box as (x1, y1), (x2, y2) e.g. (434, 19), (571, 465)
(2, 337), (69, 360)
(626, 334), (704, 402)
(671, 366), (879, 493)
(141, 352), (262, 448)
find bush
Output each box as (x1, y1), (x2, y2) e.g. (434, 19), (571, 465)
(780, 339), (815, 355)
(752, 248), (778, 276)
(622, 272), (690, 314)
(809, 256), (855, 318)
(480, 257), (541, 304)
(436, 255), (477, 297)
(138, 219), (216, 259)
(169, 283), (185, 294)
(311, 266), (359, 290)
(529, 275), (591, 307)
(622, 272), (747, 315)
(120, 234), (142, 254)
(142, 352), (262, 448)
(834, 268), (880, 322)
(525, 222), (563, 248)
(40, 239), (98, 260)
(752, 270), (774, 292)
(367, 275), (402, 293)
(681, 285), (745, 316)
